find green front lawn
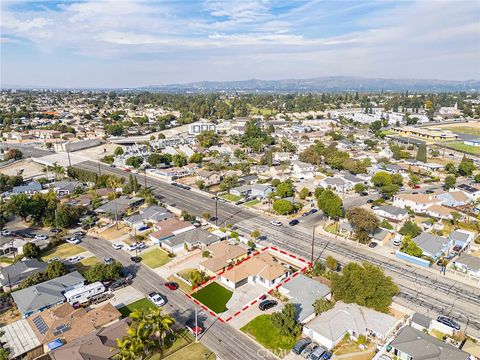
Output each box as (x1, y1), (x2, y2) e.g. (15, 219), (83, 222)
(41, 243), (84, 262)
(446, 142), (480, 155)
(191, 282), (233, 313)
(220, 193), (242, 202)
(148, 330), (216, 360)
(244, 199), (261, 207)
(141, 248), (172, 268)
(75, 256), (101, 274)
(241, 314), (298, 353)
(118, 298), (157, 318)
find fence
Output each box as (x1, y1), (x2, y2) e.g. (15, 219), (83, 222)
(395, 251), (431, 267)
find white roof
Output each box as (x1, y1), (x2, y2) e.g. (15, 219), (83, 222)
(63, 281), (104, 299)
(0, 319), (40, 357)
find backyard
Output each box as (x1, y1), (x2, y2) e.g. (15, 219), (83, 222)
(41, 243), (85, 262)
(191, 282), (233, 313)
(140, 248), (172, 268)
(241, 314), (298, 354)
(118, 298), (157, 317)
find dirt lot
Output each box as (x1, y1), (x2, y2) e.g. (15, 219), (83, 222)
(0, 159), (45, 179)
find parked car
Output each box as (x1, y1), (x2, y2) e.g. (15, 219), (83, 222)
(270, 220), (282, 227)
(453, 245), (462, 252)
(444, 252), (457, 260)
(165, 282), (179, 290)
(437, 316), (461, 330)
(309, 346), (327, 360)
(73, 231), (86, 237)
(301, 212), (310, 217)
(130, 256), (142, 263)
(136, 242), (146, 249)
(109, 279), (129, 291)
(103, 257), (114, 264)
(126, 244), (137, 251)
(186, 319), (203, 335)
(308, 208), (318, 215)
(301, 344), (318, 359)
(90, 292), (113, 305)
(367, 199), (374, 204)
(148, 292), (166, 306)
(393, 239), (402, 246)
(289, 219), (300, 226)
(1, 230), (12, 236)
(425, 189), (435, 194)
(112, 242), (123, 250)
(67, 256), (81, 264)
(34, 234), (48, 240)
(66, 237), (81, 245)
(368, 242), (378, 248)
(292, 338), (312, 355)
(360, 192), (369, 196)
(50, 228), (61, 233)
(47, 257), (61, 264)
(120, 268), (134, 281)
(259, 299), (278, 311)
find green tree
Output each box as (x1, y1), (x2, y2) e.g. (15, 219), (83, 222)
(299, 187), (310, 200)
(458, 156), (476, 177)
(444, 175), (457, 190)
(311, 260), (325, 276)
(270, 303), (301, 338)
(147, 153), (171, 167)
(272, 199), (295, 215)
(189, 153), (203, 163)
(114, 146), (124, 156)
(317, 190), (343, 218)
(172, 154), (187, 167)
(190, 270), (208, 288)
(346, 207), (379, 244)
(402, 238), (423, 257)
(331, 262), (399, 312)
(325, 255), (338, 271)
(55, 203), (82, 228)
(126, 156), (144, 169)
(45, 260), (69, 279)
(84, 262), (122, 283)
(399, 221), (421, 238)
(445, 162), (457, 174)
(354, 183), (366, 194)
(4, 148), (23, 161)
(313, 298), (334, 315)
(251, 229), (261, 240)
(196, 130), (220, 148)
(415, 144), (427, 163)
(276, 180), (295, 198)
(23, 242), (41, 258)
(408, 174), (420, 186)
(219, 175), (239, 193)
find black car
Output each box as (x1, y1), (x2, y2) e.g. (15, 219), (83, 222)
(360, 192), (369, 196)
(73, 231), (86, 237)
(50, 228), (61, 233)
(367, 199), (374, 204)
(425, 189), (434, 194)
(308, 209), (318, 215)
(292, 338), (312, 355)
(130, 256), (142, 263)
(259, 299), (278, 311)
(437, 316), (461, 330)
(368, 242), (378, 248)
(289, 219), (300, 226)
(109, 279), (129, 291)
(120, 268), (134, 281)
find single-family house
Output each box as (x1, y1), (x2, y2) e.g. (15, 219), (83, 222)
(411, 312), (432, 332)
(278, 274), (331, 323)
(390, 326), (469, 360)
(149, 218), (196, 245)
(251, 184), (275, 199)
(436, 190), (470, 207)
(200, 242), (249, 276)
(457, 184), (480, 200)
(123, 205), (173, 228)
(412, 232), (451, 260)
(219, 252), (290, 290)
(453, 253), (480, 278)
(196, 170), (221, 186)
(374, 205), (409, 223)
(160, 227), (222, 253)
(291, 161), (316, 180)
(4, 182), (43, 197)
(11, 271), (85, 318)
(95, 196), (143, 218)
(0, 258), (47, 290)
(393, 193), (442, 213)
(302, 302), (400, 350)
(47, 181), (84, 196)
(230, 185), (252, 198)
(425, 204), (460, 220)
(319, 177), (349, 193)
(449, 229), (475, 249)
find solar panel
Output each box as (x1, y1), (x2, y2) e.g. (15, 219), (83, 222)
(32, 316), (49, 335)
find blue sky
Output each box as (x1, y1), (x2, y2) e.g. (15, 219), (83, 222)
(1, 0), (479, 88)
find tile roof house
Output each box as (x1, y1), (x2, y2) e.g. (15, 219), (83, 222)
(390, 326), (469, 360)
(302, 302), (400, 350)
(279, 274), (331, 323)
(50, 318), (130, 360)
(412, 232), (451, 260)
(200, 242), (249, 275)
(196, 170), (222, 186)
(0, 258), (48, 290)
(11, 271), (85, 318)
(27, 302), (121, 346)
(159, 227), (222, 254)
(149, 218), (196, 245)
(219, 252), (290, 290)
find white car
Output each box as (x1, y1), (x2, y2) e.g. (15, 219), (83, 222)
(136, 242), (146, 249)
(47, 257), (61, 264)
(112, 243), (123, 250)
(67, 256), (81, 264)
(126, 244), (137, 251)
(148, 292), (166, 306)
(1, 230), (12, 236)
(35, 234), (49, 240)
(270, 220), (282, 227)
(66, 237), (81, 245)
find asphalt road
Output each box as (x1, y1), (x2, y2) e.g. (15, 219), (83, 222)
(80, 235), (266, 360)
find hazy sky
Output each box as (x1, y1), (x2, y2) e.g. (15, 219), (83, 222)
(1, 0), (479, 88)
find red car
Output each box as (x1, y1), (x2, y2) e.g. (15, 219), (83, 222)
(165, 282), (179, 290)
(413, 185), (420, 189)
(124, 168), (131, 172)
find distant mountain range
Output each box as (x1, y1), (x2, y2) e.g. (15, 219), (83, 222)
(140, 76), (480, 93)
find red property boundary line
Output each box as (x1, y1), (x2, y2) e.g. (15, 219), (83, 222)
(182, 245), (312, 323)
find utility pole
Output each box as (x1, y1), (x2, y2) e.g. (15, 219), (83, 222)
(97, 155), (101, 176)
(195, 307), (198, 343)
(311, 225), (315, 265)
(215, 196), (218, 226)
(67, 150), (72, 168)
(144, 168), (147, 188)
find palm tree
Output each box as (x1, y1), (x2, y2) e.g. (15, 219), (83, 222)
(48, 162), (65, 181)
(107, 177), (120, 230)
(145, 308), (175, 347)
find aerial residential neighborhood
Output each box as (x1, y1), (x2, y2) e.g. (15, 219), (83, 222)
(1, 1), (480, 360)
